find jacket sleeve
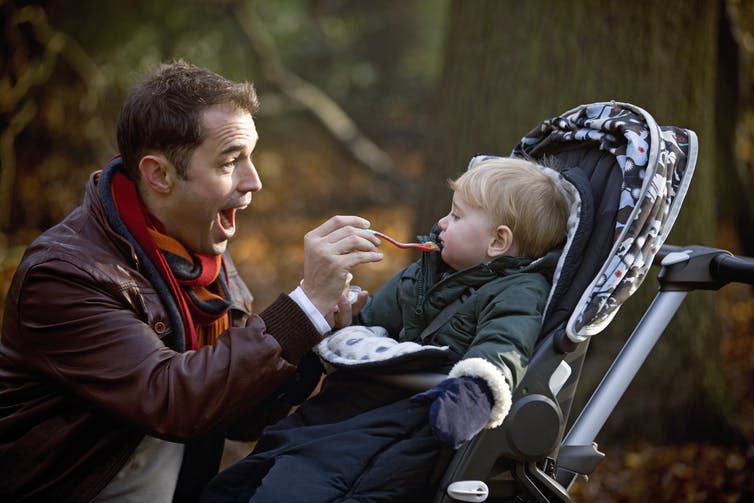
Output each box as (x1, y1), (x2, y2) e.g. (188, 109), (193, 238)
(462, 274), (550, 391)
(354, 268), (405, 337)
(6, 260), (321, 441)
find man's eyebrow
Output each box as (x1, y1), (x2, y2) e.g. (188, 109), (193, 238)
(219, 144), (245, 156)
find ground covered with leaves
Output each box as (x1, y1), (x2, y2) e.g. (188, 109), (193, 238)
(570, 442), (754, 502)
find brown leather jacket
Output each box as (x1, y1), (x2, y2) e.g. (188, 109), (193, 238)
(0, 170), (323, 502)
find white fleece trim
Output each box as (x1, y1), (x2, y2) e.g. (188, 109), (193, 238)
(449, 358), (512, 429)
(317, 325), (450, 367)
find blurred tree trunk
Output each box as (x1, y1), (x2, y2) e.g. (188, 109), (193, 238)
(420, 0), (741, 443)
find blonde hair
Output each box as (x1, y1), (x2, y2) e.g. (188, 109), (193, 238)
(449, 157), (569, 258)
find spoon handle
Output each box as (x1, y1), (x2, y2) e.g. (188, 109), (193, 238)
(367, 229), (439, 253)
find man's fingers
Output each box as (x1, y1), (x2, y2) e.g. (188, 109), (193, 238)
(339, 250), (384, 268)
(309, 227), (381, 251)
(307, 215), (371, 239)
(306, 229), (383, 270)
(302, 215), (383, 317)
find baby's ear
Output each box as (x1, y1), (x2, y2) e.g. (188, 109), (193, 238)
(488, 225), (516, 258)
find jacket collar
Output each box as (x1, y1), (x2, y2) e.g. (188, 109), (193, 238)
(86, 160), (252, 325)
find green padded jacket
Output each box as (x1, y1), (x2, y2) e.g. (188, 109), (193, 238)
(357, 247), (560, 391)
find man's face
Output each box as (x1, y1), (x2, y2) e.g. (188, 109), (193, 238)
(162, 104), (261, 255)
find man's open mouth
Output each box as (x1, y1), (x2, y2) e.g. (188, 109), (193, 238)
(218, 207), (237, 236)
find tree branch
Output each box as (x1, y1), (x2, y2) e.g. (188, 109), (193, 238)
(223, 0), (399, 182)
(0, 5), (107, 231)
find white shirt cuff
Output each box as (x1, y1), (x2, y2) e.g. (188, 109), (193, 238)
(289, 286), (332, 336)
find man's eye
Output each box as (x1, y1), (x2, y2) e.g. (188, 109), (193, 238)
(222, 159), (237, 169)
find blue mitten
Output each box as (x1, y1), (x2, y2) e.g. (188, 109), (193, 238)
(410, 376), (493, 449)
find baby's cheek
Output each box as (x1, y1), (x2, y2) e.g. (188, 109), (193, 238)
(440, 246), (450, 262)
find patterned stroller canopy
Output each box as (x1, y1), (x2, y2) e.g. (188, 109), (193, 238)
(512, 102), (697, 342)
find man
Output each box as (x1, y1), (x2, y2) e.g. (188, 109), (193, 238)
(0, 61), (383, 502)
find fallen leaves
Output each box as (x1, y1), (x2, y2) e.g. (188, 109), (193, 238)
(570, 442), (754, 502)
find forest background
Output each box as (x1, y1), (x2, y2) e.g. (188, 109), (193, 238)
(2, 0), (754, 500)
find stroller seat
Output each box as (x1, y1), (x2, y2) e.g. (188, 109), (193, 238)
(426, 101), (698, 502)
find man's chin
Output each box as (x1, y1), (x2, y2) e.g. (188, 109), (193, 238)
(202, 239), (228, 256)
(211, 241), (229, 255)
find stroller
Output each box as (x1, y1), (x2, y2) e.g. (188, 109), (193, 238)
(207, 101), (754, 503)
(402, 102), (754, 502)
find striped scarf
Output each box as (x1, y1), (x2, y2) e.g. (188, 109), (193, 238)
(109, 168), (230, 349)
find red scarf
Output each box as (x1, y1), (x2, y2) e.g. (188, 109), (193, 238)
(111, 171), (230, 349)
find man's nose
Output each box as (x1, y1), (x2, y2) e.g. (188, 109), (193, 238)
(239, 161), (262, 192)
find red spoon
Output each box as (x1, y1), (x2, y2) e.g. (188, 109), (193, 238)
(367, 229), (440, 253)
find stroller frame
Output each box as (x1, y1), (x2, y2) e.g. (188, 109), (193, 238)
(418, 102), (754, 502)
(560, 245), (754, 482)
(412, 102), (754, 503)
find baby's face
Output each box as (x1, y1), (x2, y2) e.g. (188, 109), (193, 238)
(436, 193), (497, 271)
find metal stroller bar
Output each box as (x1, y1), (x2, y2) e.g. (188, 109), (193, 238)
(559, 290), (687, 478)
(556, 245), (754, 492)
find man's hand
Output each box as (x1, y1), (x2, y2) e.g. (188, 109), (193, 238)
(301, 215), (382, 318)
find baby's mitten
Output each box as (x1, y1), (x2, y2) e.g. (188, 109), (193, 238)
(410, 376), (493, 449)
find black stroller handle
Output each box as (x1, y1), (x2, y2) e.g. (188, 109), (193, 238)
(712, 253), (754, 285)
(655, 244), (754, 290)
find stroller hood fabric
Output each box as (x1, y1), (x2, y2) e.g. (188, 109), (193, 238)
(513, 102), (697, 341)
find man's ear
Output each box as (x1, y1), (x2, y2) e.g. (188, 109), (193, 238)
(488, 225), (516, 258)
(138, 155), (174, 194)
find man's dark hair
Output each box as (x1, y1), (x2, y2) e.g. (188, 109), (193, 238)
(116, 60), (260, 180)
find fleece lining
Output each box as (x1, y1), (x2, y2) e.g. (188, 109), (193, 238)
(449, 357), (512, 428)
